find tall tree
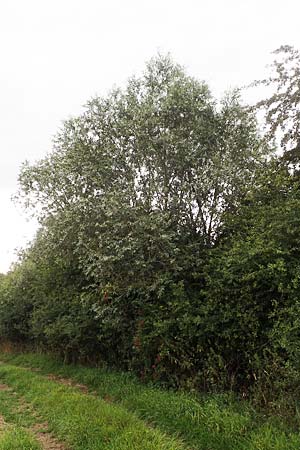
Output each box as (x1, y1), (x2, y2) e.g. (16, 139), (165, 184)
(18, 55), (265, 291)
(254, 45), (300, 166)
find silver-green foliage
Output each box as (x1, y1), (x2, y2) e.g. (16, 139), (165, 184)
(19, 55), (264, 291)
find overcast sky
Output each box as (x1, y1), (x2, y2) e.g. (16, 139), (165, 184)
(1, 0), (300, 273)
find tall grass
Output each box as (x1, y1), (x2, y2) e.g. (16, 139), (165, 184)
(0, 352), (299, 449)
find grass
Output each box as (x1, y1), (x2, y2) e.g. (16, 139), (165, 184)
(0, 386), (42, 450)
(0, 427), (41, 450)
(0, 362), (185, 450)
(0, 352), (300, 449)
(0, 384), (37, 429)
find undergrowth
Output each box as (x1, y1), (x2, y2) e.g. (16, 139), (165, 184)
(0, 352), (299, 449)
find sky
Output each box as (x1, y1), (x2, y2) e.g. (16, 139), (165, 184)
(0, 0), (300, 273)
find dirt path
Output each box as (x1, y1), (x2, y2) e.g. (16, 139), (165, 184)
(0, 383), (11, 391)
(46, 374), (90, 394)
(0, 381), (69, 450)
(0, 414), (6, 429)
(31, 422), (69, 450)
(0, 360), (189, 450)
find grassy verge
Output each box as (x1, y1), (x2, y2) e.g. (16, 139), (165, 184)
(0, 386), (42, 450)
(0, 427), (42, 450)
(0, 352), (300, 450)
(0, 362), (185, 450)
(0, 379), (71, 449)
(0, 384), (37, 429)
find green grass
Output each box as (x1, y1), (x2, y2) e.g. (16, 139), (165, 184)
(0, 363), (185, 450)
(0, 386), (41, 450)
(0, 352), (300, 449)
(0, 384), (37, 429)
(0, 380), (43, 449)
(0, 427), (41, 450)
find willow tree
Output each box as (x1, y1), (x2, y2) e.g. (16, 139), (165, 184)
(19, 55), (265, 291)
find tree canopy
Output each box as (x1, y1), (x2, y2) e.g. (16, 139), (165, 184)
(19, 55), (265, 291)
(1, 50), (300, 403)
(254, 45), (300, 165)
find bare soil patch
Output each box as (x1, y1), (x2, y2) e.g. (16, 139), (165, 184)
(0, 415), (6, 429)
(31, 423), (69, 450)
(46, 374), (89, 394)
(10, 391), (69, 450)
